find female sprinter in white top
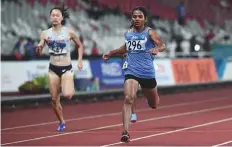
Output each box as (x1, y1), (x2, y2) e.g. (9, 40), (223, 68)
(36, 5), (84, 132)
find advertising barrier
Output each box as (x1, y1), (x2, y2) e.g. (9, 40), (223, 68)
(1, 61), (40, 92)
(1, 60), (92, 92)
(214, 58), (227, 80)
(154, 59), (175, 86)
(89, 58), (175, 88)
(89, 58), (124, 89)
(222, 60), (232, 81)
(71, 60), (92, 79)
(1, 58), (223, 93)
(214, 59), (232, 81)
(171, 58), (218, 84)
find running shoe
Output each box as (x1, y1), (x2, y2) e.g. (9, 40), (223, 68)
(131, 113), (137, 123)
(120, 130), (130, 143)
(57, 122), (66, 132)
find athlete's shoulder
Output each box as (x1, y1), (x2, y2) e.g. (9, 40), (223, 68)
(45, 27), (53, 31)
(146, 27), (158, 37)
(40, 29), (50, 38)
(124, 28), (133, 37)
(63, 26), (75, 32)
(42, 28), (52, 34)
(66, 27), (80, 38)
(65, 27), (78, 34)
(145, 27), (154, 33)
(63, 26), (70, 31)
(146, 26), (153, 30)
(127, 28), (134, 33)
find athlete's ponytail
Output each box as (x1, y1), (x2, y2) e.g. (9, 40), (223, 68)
(50, 4), (70, 25)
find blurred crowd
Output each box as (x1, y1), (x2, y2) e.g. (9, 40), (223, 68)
(1, 0), (232, 60)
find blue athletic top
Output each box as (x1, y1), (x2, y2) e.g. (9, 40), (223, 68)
(123, 27), (156, 79)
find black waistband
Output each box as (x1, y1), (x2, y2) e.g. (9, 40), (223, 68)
(49, 63), (72, 68)
(50, 53), (67, 56)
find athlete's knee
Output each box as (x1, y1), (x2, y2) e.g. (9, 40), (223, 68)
(124, 94), (135, 104)
(51, 98), (60, 107)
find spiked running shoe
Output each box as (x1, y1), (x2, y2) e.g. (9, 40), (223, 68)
(120, 130), (130, 143)
(57, 122), (66, 132)
(131, 113), (137, 123)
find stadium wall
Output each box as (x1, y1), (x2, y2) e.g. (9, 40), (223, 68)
(1, 57), (232, 103)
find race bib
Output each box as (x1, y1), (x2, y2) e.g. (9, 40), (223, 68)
(48, 42), (67, 55)
(126, 40), (146, 51)
(49, 46), (67, 54)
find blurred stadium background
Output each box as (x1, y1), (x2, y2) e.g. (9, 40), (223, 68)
(1, 0), (232, 58)
(1, 0), (232, 146)
(1, 0), (232, 105)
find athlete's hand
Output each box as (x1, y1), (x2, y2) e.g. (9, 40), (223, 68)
(102, 51), (111, 61)
(148, 48), (159, 55)
(36, 46), (43, 56)
(77, 60), (83, 71)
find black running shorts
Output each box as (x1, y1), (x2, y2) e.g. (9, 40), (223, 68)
(124, 74), (157, 88)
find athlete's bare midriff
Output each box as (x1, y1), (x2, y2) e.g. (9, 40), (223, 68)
(49, 55), (71, 66)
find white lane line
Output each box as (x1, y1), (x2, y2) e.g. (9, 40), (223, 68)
(2, 129), (232, 135)
(2, 96), (229, 131)
(101, 118), (232, 146)
(211, 140), (232, 147)
(2, 105), (232, 146)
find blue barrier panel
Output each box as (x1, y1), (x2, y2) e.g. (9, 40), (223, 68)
(214, 58), (228, 80)
(89, 58), (124, 89)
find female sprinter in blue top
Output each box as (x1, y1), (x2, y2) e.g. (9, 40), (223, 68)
(36, 5), (84, 132)
(103, 6), (165, 142)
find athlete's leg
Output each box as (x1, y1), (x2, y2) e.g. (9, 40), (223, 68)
(142, 87), (160, 109)
(131, 83), (140, 122)
(131, 99), (136, 113)
(121, 79), (139, 142)
(61, 70), (75, 99)
(48, 71), (65, 128)
(131, 96), (137, 123)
